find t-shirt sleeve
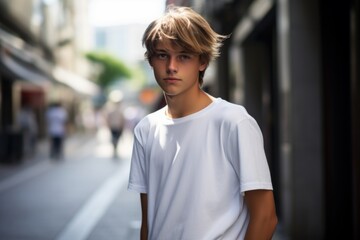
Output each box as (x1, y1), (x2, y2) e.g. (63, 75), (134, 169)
(228, 118), (273, 193)
(128, 130), (148, 193)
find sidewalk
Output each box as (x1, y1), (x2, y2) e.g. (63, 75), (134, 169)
(0, 127), (141, 240)
(0, 130), (97, 182)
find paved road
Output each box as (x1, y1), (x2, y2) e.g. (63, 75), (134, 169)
(0, 128), (141, 240)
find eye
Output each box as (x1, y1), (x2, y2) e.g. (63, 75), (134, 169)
(155, 53), (168, 60)
(178, 54), (192, 61)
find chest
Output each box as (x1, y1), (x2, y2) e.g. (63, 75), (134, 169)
(144, 121), (232, 179)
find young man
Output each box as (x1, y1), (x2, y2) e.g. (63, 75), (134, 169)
(128, 5), (277, 240)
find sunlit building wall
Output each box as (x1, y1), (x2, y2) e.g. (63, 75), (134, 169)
(0, 0), (98, 162)
(92, 24), (147, 66)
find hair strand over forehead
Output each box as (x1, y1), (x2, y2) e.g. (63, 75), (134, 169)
(142, 5), (229, 63)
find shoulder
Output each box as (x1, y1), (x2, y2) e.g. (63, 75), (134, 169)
(133, 107), (165, 135)
(212, 99), (264, 139)
(214, 99), (254, 123)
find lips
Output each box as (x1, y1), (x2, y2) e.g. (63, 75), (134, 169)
(163, 77), (180, 83)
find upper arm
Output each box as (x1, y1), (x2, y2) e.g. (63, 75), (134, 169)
(245, 189), (276, 216)
(244, 190), (278, 239)
(140, 193), (148, 220)
(140, 193), (148, 240)
(227, 119), (273, 192)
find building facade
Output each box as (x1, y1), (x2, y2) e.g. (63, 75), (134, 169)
(0, 0), (98, 162)
(166, 0), (360, 239)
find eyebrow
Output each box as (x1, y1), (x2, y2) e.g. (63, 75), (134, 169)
(154, 48), (192, 54)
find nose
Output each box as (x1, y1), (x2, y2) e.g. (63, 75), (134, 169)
(166, 56), (178, 74)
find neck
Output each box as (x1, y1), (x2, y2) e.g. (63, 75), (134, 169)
(164, 90), (214, 118)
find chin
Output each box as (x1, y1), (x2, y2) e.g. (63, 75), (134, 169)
(163, 92), (178, 97)
(163, 89), (182, 97)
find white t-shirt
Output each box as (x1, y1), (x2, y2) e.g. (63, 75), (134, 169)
(107, 107), (125, 130)
(46, 106), (67, 137)
(128, 98), (273, 240)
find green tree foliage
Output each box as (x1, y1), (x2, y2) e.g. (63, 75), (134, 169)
(85, 51), (132, 88)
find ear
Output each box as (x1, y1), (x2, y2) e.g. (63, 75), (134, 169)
(199, 58), (208, 71)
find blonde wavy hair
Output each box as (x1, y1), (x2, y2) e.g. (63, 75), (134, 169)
(142, 5), (229, 85)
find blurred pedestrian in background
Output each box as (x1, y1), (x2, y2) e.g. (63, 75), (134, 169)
(128, 5), (277, 240)
(106, 100), (125, 158)
(16, 103), (38, 158)
(46, 101), (68, 160)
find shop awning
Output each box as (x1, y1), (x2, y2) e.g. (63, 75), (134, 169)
(0, 27), (99, 96)
(0, 28), (53, 86)
(0, 47), (51, 85)
(52, 66), (99, 96)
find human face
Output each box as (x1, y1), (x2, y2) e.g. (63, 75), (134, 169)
(149, 39), (207, 98)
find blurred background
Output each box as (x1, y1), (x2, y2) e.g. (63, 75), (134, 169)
(0, 0), (359, 239)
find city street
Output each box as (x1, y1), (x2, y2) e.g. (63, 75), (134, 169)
(0, 128), (141, 240)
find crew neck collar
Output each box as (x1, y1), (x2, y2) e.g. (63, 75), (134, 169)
(160, 98), (222, 124)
